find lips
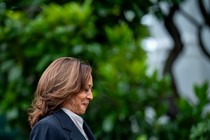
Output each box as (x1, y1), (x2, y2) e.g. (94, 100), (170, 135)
(83, 103), (89, 107)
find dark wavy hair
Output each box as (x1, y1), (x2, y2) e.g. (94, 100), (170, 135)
(28, 57), (92, 128)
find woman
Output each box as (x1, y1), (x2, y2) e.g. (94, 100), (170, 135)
(28, 57), (95, 140)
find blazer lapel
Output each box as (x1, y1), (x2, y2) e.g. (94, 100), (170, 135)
(53, 109), (86, 140)
(83, 121), (96, 140)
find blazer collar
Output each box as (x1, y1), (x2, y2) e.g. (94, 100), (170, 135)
(83, 121), (96, 140)
(53, 109), (86, 140)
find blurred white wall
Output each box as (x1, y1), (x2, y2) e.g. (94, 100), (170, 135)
(142, 0), (210, 104)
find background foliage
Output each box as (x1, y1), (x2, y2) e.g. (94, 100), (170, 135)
(0, 0), (210, 140)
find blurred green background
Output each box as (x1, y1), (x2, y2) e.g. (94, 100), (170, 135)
(0, 0), (210, 139)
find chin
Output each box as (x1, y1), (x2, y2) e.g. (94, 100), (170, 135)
(78, 110), (86, 115)
(81, 111), (86, 114)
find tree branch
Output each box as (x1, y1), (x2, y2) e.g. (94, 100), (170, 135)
(198, 0), (210, 26)
(163, 4), (183, 98)
(198, 25), (210, 59)
(197, 0), (210, 60)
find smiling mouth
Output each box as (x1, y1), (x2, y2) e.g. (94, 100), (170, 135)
(83, 103), (89, 107)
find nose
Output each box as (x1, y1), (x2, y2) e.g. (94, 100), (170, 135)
(87, 91), (93, 100)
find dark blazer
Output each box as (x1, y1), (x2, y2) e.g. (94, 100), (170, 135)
(30, 109), (96, 140)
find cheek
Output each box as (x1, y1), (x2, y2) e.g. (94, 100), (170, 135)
(78, 93), (87, 101)
(75, 96), (84, 106)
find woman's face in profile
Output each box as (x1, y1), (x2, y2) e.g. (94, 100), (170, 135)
(66, 75), (93, 115)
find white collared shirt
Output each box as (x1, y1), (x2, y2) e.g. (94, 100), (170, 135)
(61, 108), (88, 140)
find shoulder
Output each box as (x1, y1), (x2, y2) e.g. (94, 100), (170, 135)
(34, 109), (67, 128)
(37, 114), (60, 126)
(30, 114), (62, 140)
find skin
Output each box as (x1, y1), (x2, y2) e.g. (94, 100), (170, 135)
(63, 76), (93, 115)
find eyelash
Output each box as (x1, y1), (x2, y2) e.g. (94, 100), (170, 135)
(85, 89), (90, 92)
(85, 88), (92, 92)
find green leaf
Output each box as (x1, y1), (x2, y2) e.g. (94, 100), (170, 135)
(8, 65), (22, 82)
(102, 113), (116, 132)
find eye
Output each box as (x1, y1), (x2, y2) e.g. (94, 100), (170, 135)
(85, 89), (89, 92)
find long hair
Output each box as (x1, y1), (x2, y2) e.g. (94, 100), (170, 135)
(28, 57), (92, 128)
